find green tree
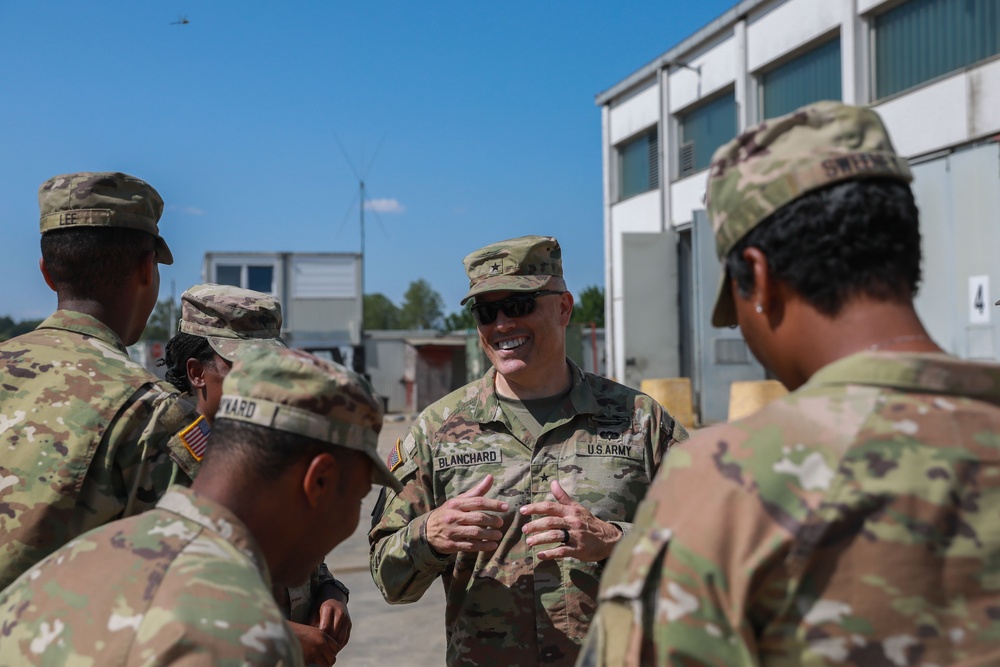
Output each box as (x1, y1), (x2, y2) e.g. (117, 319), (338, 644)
(399, 279), (444, 330)
(364, 293), (403, 330)
(0, 315), (42, 342)
(141, 298), (178, 341)
(442, 303), (476, 332)
(571, 285), (605, 327)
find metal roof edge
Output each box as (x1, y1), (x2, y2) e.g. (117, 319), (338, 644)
(594, 0), (767, 106)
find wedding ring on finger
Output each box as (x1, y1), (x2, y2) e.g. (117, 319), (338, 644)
(560, 528), (570, 545)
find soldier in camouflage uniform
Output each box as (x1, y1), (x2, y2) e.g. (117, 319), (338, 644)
(0, 172), (205, 590)
(162, 283), (353, 666)
(579, 101), (1000, 666)
(370, 235), (688, 666)
(162, 283), (288, 423)
(0, 346), (403, 666)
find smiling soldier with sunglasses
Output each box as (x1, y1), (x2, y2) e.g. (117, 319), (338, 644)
(369, 235), (689, 666)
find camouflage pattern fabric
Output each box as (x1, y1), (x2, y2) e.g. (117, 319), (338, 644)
(38, 171), (174, 264)
(179, 283), (286, 362)
(219, 347), (400, 493)
(0, 485), (303, 666)
(370, 360), (687, 666)
(461, 235), (566, 304)
(705, 101), (912, 327)
(0, 310), (204, 589)
(579, 351), (1000, 666)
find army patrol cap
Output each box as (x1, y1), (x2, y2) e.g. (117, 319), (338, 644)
(38, 171), (174, 265)
(218, 347), (402, 492)
(706, 101), (913, 327)
(461, 235), (566, 305)
(179, 283), (286, 362)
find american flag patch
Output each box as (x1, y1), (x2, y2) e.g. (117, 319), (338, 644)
(387, 438), (403, 472)
(179, 415), (211, 461)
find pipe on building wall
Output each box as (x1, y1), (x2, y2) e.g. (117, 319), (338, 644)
(600, 104), (617, 381)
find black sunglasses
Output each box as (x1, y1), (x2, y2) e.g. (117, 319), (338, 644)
(471, 290), (564, 326)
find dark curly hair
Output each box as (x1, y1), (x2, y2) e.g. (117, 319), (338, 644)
(161, 332), (216, 393)
(725, 179), (921, 317)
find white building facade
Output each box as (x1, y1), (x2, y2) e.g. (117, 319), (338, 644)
(598, 0), (1000, 422)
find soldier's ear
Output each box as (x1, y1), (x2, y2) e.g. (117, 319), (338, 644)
(302, 452), (338, 509)
(39, 258), (57, 293)
(187, 358), (208, 389)
(558, 291), (574, 326)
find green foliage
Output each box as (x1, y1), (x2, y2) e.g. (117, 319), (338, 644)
(141, 298), (178, 341)
(571, 285), (605, 327)
(0, 316), (44, 342)
(442, 303), (476, 332)
(399, 279), (444, 331)
(364, 293), (403, 330)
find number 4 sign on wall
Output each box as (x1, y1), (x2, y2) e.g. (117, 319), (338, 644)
(969, 275), (990, 325)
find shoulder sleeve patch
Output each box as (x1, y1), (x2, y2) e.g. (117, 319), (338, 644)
(387, 438), (404, 472)
(178, 415), (211, 461)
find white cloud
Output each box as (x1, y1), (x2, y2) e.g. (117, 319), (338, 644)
(364, 198), (405, 214)
(168, 205), (206, 216)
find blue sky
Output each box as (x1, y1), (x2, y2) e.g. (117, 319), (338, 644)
(0, 1), (735, 321)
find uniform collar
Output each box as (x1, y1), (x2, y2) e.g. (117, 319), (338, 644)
(807, 350), (1000, 406)
(472, 358), (601, 424)
(37, 309), (126, 353)
(155, 485), (273, 589)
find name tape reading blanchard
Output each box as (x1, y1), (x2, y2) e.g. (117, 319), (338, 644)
(436, 447), (503, 471)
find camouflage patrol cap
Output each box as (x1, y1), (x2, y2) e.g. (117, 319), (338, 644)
(460, 235), (565, 305)
(179, 283), (286, 362)
(38, 172), (174, 265)
(706, 101), (913, 327)
(218, 347), (401, 492)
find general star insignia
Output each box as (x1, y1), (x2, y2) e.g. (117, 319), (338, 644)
(490, 262), (501, 273)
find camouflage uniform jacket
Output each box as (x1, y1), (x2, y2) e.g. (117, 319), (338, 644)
(0, 485), (303, 666)
(370, 360), (687, 666)
(579, 351), (1000, 667)
(0, 310), (204, 589)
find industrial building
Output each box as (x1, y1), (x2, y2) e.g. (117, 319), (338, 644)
(597, 0), (1000, 422)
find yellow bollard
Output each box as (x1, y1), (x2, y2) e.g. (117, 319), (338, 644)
(728, 380), (788, 421)
(640, 378), (696, 430)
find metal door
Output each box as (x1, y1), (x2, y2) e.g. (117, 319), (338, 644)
(621, 232), (681, 389)
(690, 210), (767, 424)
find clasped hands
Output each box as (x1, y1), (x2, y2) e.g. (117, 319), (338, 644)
(424, 474), (621, 562)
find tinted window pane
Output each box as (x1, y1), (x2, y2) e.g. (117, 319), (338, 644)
(247, 265), (274, 293)
(216, 265), (242, 287)
(763, 38), (842, 118)
(876, 0), (1000, 99)
(680, 94), (737, 174)
(619, 130), (657, 200)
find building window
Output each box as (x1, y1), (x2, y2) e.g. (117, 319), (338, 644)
(678, 93), (737, 178)
(214, 264), (275, 293)
(762, 38), (842, 118)
(617, 128), (659, 201)
(216, 264), (242, 287)
(247, 266), (274, 293)
(875, 0), (1000, 99)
